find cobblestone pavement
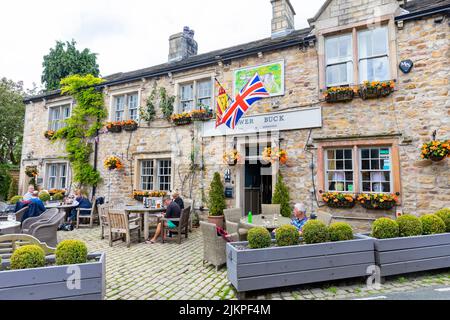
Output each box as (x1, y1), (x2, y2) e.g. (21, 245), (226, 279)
(58, 227), (450, 300)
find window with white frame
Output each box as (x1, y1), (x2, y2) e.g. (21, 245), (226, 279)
(325, 34), (353, 87)
(360, 147), (392, 193)
(139, 159), (172, 191)
(178, 79), (213, 112)
(113, 92), (139, 121)
(325, 149), (354, 192)
(49, 104), (71, 131)
(358, 27), (390, 82)
(46, 163), (68, 190)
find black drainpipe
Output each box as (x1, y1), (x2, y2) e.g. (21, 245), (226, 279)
(92, 127), (99, 197)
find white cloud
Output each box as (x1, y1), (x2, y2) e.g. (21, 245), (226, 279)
(0, 0), (325, 90)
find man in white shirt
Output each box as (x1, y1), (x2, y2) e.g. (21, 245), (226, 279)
(23, 185), (35, 201)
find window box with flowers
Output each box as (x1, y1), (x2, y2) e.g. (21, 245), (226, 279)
(132, 190), (167, 202)
(322, 192), (356, 209)
(104, 156), (123, 171)
(191, 109), (213, 121)
(223, 150), (241, 166)
(421, 140), (450, 162)
(356, 193), (398, 210)
(105, 121), (123, 133)
(358, 81), (395, 100)
(122, 120), (138, 132)
(171, 112), (192, 125)
(324, 87), (355, 103)
(262, 147), (288, 165)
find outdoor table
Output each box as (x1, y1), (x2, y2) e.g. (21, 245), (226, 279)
(45, 202), (78, 220)
(0, 221), (21, 235)
(124, 206), (165, 240)
(240, 214), (292, 232)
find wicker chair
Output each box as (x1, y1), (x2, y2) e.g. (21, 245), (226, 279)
(14, 206), (29, 223)
(107, 209), (141, 248)
(161, 206), (190, 244)
(200, 221), (238, 270)
(0, 202), (7, 213)
(316, 212), (333, 226)
(261, 204), (281, 216)
(21, 208), (59, 233)
(223, 208), (248, 241)
(26, 211), (65, 247)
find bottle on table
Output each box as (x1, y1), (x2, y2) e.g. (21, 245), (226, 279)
(248, 211), (253, 224)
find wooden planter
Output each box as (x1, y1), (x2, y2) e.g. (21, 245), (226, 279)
(428, 154), (447, 162)
(359, 233), (450, 277)
(172, 118), (192, 126)
(359, 200), (396, 210)
(226, 236), (374, 298)
(107, 125), (122, 133)
(325, 90), (354, 103)
(123, 123), (138, 132)
(0, 253), (106, 300)
(358, 86), (393, 100)
(191, 113), (213, 121)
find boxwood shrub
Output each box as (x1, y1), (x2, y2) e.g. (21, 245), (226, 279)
(55, 240), (88, 265)
(397, 214), (423, 237)
(420, 214), (446, 235)
(247, 227), (272, 249)
(302, 220), (329, 244)
(435, 209), (450, 232)
(372, 218), (399, 239)
(328, 222), (354, 242)
(275, 225), (299, 247)
(10, 245), (46, 270)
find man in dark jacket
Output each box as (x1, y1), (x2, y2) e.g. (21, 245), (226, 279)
(68, 189), (92, 224)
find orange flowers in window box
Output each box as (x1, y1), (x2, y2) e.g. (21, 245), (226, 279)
(324, 86), (356, 103)
(322, 192), (356, 209)
(359, 80), (395, 100)
(223, 150), (241, 166)
(105, 121), (124, 133)
(132, 190), (167, 201)
(262, 147), (288, 165)
(122, 120), (138, 132)
(421, 140), (450, 162)
(171, 112), (192, 125)
(104, 156), (123, 171)
(191, 109), (213, 121)
(356, 193), (398, 210)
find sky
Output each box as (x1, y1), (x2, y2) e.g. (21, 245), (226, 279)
(0, 0), (325, 90)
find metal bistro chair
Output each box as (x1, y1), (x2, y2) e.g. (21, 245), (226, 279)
(76, 197), (98, 229)
(107, 209), (141, 248)
(161, 206), (191, 244)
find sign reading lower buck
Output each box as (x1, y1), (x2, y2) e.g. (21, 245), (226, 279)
(202, 107), (322, 137)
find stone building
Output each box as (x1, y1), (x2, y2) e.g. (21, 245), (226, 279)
(22, 0), (449, 231)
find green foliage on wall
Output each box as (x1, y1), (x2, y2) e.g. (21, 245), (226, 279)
(160, 87), (175, 119)
(140, 83), (157, 123)
(272, 172), (291, 218)
(54, 74), (106, 188)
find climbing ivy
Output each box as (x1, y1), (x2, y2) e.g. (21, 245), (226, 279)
(140, 83), (157, 123)
(54, 74), (107, 188)
(160, 87), (175, 119)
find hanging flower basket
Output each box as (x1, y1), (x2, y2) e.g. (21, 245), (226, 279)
(358, 80), (395, 100)
(123, 120), (138, 132)
(44, 130), (56, 140)
(322, 192), (356, 209)
(262, 147), (288, 165)
(357, 193), (398, 210)
(191, 109), (213, 121)
(171, 113), (192, 126)
(223, 150), (240, 166)
(104, 156), (123, 171)
(25, 166), (39, 178)
(324, 87), (355, 103)
(106, 121), (123, 133)
(421, 140), (450, 162)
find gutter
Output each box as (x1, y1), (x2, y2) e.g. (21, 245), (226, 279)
(395, 4), (450, 22)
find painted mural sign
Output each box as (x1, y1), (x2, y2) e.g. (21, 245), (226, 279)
(233, 60), (285, 97)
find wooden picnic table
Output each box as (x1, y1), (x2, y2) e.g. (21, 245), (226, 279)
(124, 206), (165, 240)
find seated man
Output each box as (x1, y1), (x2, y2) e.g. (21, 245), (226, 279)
(147, 197), (181, 244)
(23, 185), (35, 201)
(172, 192), (184, 210)
(21, 191), (47, 222)
(290, 203), (309, 235)
(68, 189), (92, 224)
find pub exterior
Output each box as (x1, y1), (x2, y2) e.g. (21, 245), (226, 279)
(21, 0), (449, 231)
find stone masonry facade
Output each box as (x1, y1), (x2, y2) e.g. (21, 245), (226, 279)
(21, 0), (449, 232)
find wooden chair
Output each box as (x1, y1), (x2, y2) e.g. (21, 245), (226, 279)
(107, 209), (141, 248)
(76, 197), (98, 229)
(184, 199), (194, 232)
(261, 204), (281, 216)
(0, 234), (55, 262)
(98, 204), (109, 240)
(161, 206), (190, 244)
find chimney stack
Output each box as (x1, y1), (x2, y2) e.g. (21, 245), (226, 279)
(271, 0), (296, 39)
(168, 26), (198, 62)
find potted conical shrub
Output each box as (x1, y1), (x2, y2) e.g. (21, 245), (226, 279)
(272, 173), (291, 218)
(207, 172), (226, 228)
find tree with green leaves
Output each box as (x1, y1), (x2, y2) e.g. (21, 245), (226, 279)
(42, 40), (100, 91)
(208, 172), (226, 216)
(272, 172), (291, 218)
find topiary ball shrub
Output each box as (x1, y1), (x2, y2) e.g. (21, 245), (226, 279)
(38, 191), (51, 202)
(397, 214), (423, 237)
(55, 240), (88, 265)
(420, 214), (446, 235)
(53, 192), (64, 201)
(10, 245), (46, 270)
(302, 220), (329, 244)
(275, 225), (299, 247)
(8, 195), (23, 205)
(328, 222), (354, 242)
(372, 218), (399, 239)
(247, 227), (272, 249)
(435, 209), (450, 232)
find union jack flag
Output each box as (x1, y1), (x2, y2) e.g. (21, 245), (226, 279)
(219, 73), (269, 129)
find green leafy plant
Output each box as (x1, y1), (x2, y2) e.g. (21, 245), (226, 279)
(160, 87), (175, 119)
(328, 222), (354, 242)
(435, 209), (450, 232)
(208, 172), (226, 217)
(140, 83), (157, 123)
(52, 75), (107, 188)
(248, 227), (272, 249)
(0, 164), (11, 201)
(55, 240), (88, 265)
(302, 220), (329, 244)
(7, 177), (18, 202)
(272, 173), (291, 218)
(8, 195), (22, 204)
(420, 214), (446, 235)
(38, 191), (51, 202)
(275, 225), (299, 247)
(371, 218), (399, 239)
(10, 245), (46, 270)
(397, 215), (423, 237)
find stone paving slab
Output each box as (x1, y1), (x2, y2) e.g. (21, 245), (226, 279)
(58, 227), (450, 300)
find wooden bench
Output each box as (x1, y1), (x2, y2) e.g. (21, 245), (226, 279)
(0, 234), (55, 264)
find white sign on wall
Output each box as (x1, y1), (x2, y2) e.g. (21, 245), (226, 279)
(202, 107), (322, 137)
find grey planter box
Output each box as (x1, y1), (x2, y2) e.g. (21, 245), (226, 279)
(226, 236), (375, 296)
(359, 233), (450, 277)
(0, 252), (106, 300)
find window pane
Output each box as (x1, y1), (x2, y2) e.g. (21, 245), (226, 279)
(140, 160), (154, 191)
(336, 150), (344, 160)
(326, 63), (353, 86)
(158, 160), (172, 191)
(371, 160), (380, 170)
(326, 34), (352, 64)
(345, 160), (353, 170)
(359, 57), (389, 82)
(325, 149), (354, 192)
(358, 27), (388, 59)
(327, 150), (335, 159)
(197, 81), (211, 98)
(181, 84), (193, 100)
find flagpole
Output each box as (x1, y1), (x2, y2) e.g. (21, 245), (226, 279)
(214, 77), (233, 103)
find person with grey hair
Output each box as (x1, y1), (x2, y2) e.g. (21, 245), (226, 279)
(146, 197), (181, 244)
(290, 203), (309, 235)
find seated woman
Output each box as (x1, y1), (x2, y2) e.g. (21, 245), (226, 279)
(68, 189), (92, 224)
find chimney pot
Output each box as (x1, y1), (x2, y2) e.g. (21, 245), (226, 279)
(270, 0), (296, 39)
(168, 27), (198, 62)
